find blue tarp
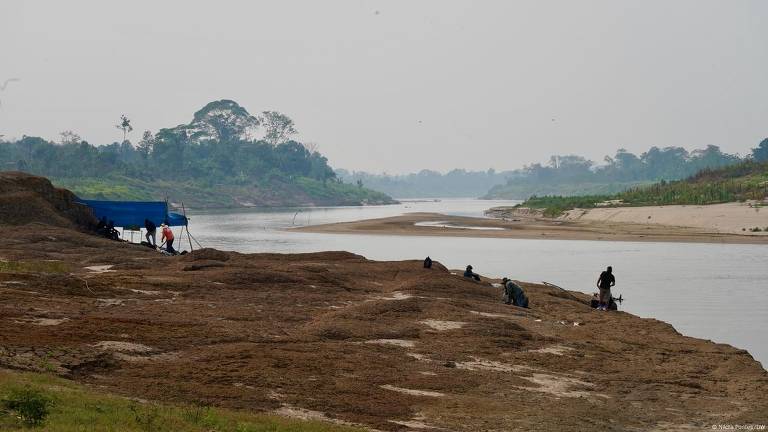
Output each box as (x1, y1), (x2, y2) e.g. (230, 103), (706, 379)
(78, 200), (188, 228)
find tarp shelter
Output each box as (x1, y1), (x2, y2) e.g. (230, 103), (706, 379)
(78, 200), (188, 229)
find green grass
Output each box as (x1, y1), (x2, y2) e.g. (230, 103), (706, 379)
(0, 260), (70, 274)
(51, 175), (395, 208)
(518, 161), (768, 216)
(0, 370), (364, 432)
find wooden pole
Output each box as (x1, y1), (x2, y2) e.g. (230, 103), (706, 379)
(182, 202), (193, 252)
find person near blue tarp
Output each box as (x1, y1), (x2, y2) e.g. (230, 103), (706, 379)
(144, 219), (157, 247)
(106, 220), (120, 241)
(464, 265), (480, 281)
(160, 223), (176, 254)
(502, 277), (529, 308)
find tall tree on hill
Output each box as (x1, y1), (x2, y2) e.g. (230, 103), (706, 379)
(137, 130), (155, 162)
(752, 138), (768, 162)
(115, 114), (133, 143)
(262, 111), (297, 145)
(59, 130), (81, 146)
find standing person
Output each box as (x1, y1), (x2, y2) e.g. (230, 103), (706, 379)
(144, 219), (157, 247)
(596, 266), (616, 311)
(423, 256), (433, 269)
(160, 223), (176, 254)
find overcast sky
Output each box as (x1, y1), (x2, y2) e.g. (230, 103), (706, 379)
(1, 1), (766, 173)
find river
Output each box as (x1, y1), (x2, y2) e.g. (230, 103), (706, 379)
(182, 199), (768, 368)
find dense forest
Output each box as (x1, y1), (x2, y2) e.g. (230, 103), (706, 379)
(340, 141), (766, 200)
(0, 100), (394, 207)
(518, 145), (768, 217)
(483, 142), (767, 199)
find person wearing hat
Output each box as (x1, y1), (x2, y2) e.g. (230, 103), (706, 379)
(160, 223), (176, 254)
(502, 277), (529, 308)
(463, 265), (480, 281)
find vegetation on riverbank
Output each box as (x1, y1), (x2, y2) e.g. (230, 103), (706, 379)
(0, 370), (362, 432)
(485, 141), (767, 199)
(0, 100), (395, 208)
(517, 160), (768, 216)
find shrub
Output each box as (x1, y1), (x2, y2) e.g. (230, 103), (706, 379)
(2, 387), (53, 426)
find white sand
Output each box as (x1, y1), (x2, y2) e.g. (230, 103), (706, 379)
(562, 202), (768, 234)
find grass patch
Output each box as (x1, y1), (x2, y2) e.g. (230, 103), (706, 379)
(0, 261), (70, 274)
(0, 370), (364, 432)
(518, 161), (768, 216)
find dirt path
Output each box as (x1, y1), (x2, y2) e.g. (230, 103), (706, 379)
(1, 224), (766, 431)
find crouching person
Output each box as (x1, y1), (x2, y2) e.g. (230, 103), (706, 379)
(502, 277), (529, 308)
(160, 223), (176, 254)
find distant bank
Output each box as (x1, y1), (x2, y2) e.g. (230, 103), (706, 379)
(294, 205), (768, 244)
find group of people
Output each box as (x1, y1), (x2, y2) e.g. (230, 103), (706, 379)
(424, 256), (618, 312)
(143, 218), (176, 254)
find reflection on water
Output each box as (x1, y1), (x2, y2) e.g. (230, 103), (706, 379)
(186, 199), (768, 368)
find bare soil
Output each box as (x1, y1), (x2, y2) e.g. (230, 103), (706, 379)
(1, 175), (766, 430)
(1, 224), (766, 431)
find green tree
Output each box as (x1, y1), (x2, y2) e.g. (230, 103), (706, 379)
(137, 130), (155, 161)
(752, 138), (768, 162)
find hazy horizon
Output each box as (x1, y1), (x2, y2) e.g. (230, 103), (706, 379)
(2, 0), (767, 174)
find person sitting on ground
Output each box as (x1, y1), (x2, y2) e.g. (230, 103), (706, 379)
(502, 277), (529, 308)
(423, 256), (433, 269)
(160, 223), (176, 254)
(144, 218), (157, 247)
(596, 266), (616, 311)
(463, 265), (480, 281)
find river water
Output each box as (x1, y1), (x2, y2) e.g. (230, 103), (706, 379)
(183, 199), (768, 368)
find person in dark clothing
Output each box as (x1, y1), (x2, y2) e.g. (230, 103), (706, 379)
(502, 277), (529, 308)
(423, 256), (433, 269)
(596, 266), (616, 311)
(95, 216), (107, 234)
(144, 219), (157, 247)
(105, 220), (120, 241)
(463, 265), (480, 281)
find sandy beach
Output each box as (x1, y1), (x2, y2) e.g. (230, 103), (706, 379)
(294, 203), (768, 244)
(560, 202), (768, 234)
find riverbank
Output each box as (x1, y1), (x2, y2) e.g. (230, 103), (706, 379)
(2, 176), (767, 430)
(294, 210), (768, 244)
(1, 224), (767, 431)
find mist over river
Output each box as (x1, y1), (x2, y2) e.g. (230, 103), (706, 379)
(184, 199), (768, 368)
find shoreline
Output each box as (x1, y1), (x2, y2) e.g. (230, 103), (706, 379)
(2, 223), (767, 430)
(292, 210), (768, 244)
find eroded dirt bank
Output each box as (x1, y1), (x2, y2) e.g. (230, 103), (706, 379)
(1, 224), (766, 431)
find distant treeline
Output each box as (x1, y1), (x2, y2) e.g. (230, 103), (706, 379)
(335, 168), (514, 198)
(520, 159), (768, 217)
(485, 141), (768, 199)
(0, 135), (335, 185)
(339, 141), (768, 200)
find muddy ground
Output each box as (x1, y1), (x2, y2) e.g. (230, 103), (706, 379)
(0, 224), (766, 431)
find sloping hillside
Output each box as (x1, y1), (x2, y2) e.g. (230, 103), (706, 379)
(0, 171), (95, 228)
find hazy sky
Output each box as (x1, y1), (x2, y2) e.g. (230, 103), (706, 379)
(1, 1), (766, 173)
